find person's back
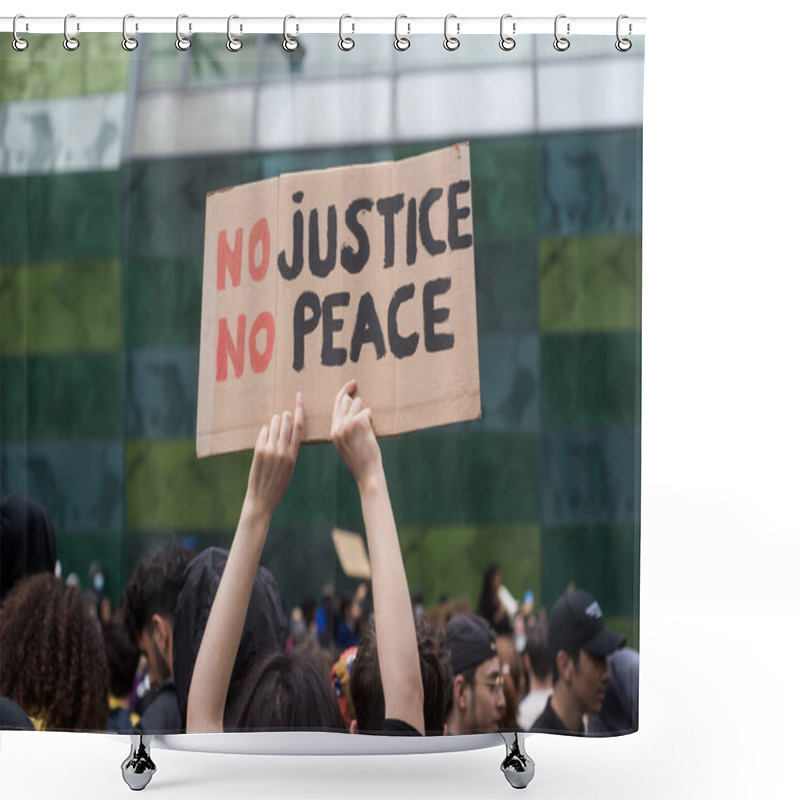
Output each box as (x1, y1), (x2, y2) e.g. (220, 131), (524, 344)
(173, 546), (288, 730)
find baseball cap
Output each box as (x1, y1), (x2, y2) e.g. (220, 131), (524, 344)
(547, 589), (625, 658)
(445, 613), (498, 675)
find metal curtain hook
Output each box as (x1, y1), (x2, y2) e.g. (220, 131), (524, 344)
(227, 15), (242, 51)
(283, 15), (299, 51)
(553, 14), (570, 51)
(443, 14), (460, 51)
(499, 14), (516, 51)
(394, 14), (410, 51)
(63, 13), (79, 51)
(122, 14), (138, 51)
(175, 13), (191, 51)
(615, 14), (632, 51)
(338, 14), (354, 51)
(12, 14), (29, 51)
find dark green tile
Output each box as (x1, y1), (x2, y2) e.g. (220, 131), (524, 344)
(540, 429), (640, 526)
(539, 235), (642, 334)
(126, 349), (198, 439)
(475, 238), (538, 334)
(1, 173), (119, 265)
(381, 431), (539, 525)
(540, 332), (641, 428)
(125, 257), (202, 348)
(0, 34), (129, 103)
(56, 531), (125, 609)
(0, 358), (26, 441)
(125, 438), (341, 531)
(541, 525), (640, 618)
(1, 353), (123, 440)
(120, 156), (263, 262)
(0, 442), (124, 532)
(538, 130), (643, 236)
(0, 260), (122, 354)
(261, 525), (341, 612)
(399, 524), (541, 616)
(258, 145), (395, 180)
(476, 334), (540, 432)
(470, 137), (537, 241)
(394, 138), (537, 241)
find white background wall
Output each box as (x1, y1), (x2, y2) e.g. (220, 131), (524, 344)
(2, 1), (798, 799)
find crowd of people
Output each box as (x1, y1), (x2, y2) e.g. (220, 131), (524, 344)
(1, 383), (638, 738)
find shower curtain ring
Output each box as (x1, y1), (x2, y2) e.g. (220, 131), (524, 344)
(283, 15), (299, 51)
(553, 14), (570, 51)
(394, 15), (410, 51)
(615, 15), (632, 51)
(338, 14), (355, 51)
(175, 14), (191, 51)
(122, 14), (138, 51)
(63, 14), (79, 51)
(12, 15), (29, 51)
(499, 14), (516, 51)
(227, 15), (243, 52)
(443, 14), (460, 51)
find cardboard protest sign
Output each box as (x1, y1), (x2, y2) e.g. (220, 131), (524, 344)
(331, 528), (372, 580)
(197, 143), (480, 457)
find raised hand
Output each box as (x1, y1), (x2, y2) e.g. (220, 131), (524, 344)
(330, 380), (382, 491)
(244, 391), (304, 522)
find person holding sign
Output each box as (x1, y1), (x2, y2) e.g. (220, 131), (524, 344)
(186, 381), (424, 735)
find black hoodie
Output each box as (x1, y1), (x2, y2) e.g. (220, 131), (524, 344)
(172, 547), (288, 729)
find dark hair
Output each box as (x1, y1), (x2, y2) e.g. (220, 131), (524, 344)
(552, 646), (581, 686)
(0, 573), (109, 730)
(122, 544), (194, 640)
(350, 615), (453, 735)
(525, 619), (550, 682)
(232, 650), (346, 732)
(103, 613), (139, 699)
(0, 494), (57, 603)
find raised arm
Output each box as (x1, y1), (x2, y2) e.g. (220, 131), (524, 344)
(186, 393), (304, 733)
(331, 380), (424, 734)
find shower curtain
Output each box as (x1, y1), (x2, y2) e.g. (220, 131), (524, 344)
(0, 22), (643, 741)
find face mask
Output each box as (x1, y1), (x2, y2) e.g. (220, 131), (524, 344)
(93, 572), (105, 593)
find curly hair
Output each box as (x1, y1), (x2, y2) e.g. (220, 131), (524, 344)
(0, 573), (109, 731)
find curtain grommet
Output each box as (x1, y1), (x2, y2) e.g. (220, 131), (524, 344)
(499, 14), (516, 51)
(12, 14), (29, 51)
(63, 13), (79, 51)
(444, 14), (460, 51)
(122, 14), (138, 52)
(227, 15), (243, 52)
(394, 15), (410, 51)
(338, 14), (355, 51)
(553, 14), (570, 52)
(175, 13), (191, 51)
(615, 15), (632, 51)
(283, 15), (299, 52)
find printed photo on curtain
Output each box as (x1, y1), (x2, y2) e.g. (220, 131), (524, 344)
(0, 16), (644, 781)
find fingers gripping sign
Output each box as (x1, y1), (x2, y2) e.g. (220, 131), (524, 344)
(246, 391), (304, 518)
(331, 380), (382, 490)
